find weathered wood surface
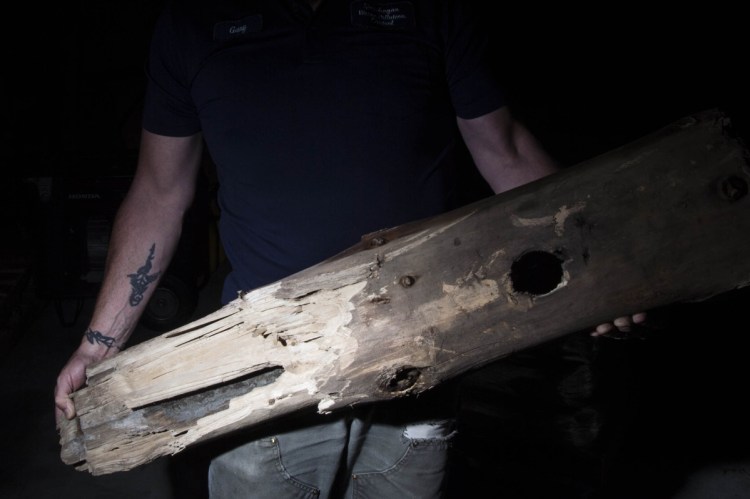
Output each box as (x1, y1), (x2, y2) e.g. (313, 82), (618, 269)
(59, 109), (750, 475)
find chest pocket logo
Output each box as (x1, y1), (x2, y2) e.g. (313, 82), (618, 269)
(350, 1), (416, 30)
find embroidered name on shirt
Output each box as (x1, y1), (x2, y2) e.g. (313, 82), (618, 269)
(214, 14), (263, 41)
(351, 1), (415, 30)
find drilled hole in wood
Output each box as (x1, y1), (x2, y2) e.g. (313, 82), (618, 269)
(380, 366), (421, 393)
(510, 250), (563, 296)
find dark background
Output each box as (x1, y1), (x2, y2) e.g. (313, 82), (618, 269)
(2, 3), (747, 177)
(1, 2), (748, 498)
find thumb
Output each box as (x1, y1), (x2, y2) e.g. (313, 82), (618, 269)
(54, 392), (77, 421)
(64, 399), (76, 420)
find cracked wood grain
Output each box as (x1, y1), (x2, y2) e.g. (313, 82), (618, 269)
(59, 109), (750, 475)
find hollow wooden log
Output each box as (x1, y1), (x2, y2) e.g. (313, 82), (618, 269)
(59, 108), (750, 475)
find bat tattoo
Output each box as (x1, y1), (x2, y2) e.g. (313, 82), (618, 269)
(127, 243), (161, 306)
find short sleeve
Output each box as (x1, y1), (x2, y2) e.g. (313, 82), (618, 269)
(141, 3), (202, 136)
(441, 0), (506, 119)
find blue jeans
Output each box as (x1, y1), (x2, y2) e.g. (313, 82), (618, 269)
(208, 401), (456, 498)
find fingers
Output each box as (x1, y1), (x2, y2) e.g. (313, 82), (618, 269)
(593, 322), (614, 336)
(591, 312), (649, 338)
(631, 312), (648, 324)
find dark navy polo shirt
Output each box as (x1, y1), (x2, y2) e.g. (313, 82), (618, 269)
(142, 0), (505, 303)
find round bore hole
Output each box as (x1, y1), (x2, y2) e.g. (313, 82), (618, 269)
(510, 250), (564, 296)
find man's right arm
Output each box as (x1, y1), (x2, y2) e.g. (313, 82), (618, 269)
(54, 130), (204, 421)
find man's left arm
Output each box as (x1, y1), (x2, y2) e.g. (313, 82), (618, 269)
(457, 106), (647, 335)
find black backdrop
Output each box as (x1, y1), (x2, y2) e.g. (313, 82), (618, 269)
(2, 3), (747, 498)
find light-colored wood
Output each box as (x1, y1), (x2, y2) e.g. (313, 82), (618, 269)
(59, 109), (750, 475)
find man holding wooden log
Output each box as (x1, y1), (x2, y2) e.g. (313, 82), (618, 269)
(54, 0), (644, 496)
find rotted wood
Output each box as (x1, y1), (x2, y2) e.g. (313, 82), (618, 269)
(58, 108), (750, 475)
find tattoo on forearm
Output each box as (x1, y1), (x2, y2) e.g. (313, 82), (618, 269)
(127, 243), (161, 306)
(84, 328), (120, 350)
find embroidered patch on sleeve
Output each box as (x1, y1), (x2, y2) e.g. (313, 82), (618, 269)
(351, 1), (415, 30)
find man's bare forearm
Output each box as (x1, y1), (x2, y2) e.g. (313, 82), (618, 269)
(54, 132), (203, 419)
(80, 186), (187, 358)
